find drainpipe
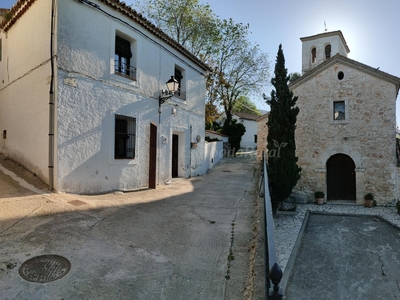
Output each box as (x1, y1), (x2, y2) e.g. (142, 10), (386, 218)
(48, 0), (56, 191)
(189, 125), (192, 177)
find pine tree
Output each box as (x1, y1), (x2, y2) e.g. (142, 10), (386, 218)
(266, 44), (301, 213)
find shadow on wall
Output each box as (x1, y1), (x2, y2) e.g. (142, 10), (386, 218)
(61, 101), (156, 194)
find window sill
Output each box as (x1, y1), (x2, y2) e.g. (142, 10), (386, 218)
(115, 72), (136, 81)
(111, 158), (138, 166)
(169, 96), (188, 106)
(330, 120), (349, 125)
(110, 73), (138, 86)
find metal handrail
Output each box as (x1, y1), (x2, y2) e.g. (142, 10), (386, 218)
(174, 88), (186, 101)
(262, 152), (283, 299)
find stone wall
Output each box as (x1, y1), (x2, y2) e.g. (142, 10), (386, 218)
(292, 62), (398, 204)
(256, 114), (268, 161)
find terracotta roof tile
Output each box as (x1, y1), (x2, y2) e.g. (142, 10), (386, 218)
(233, 112), (260, 121)
(205, 130), (228, 137)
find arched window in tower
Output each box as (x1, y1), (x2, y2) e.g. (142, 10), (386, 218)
(325, 44), (331, 59)
(311, 47), (316, 63)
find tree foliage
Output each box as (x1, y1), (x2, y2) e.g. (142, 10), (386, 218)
(135, 0), (269, 133)
(205, 102), (221, 129)
(288, 72), (302, 84)
(134, 0), (220, 62)
(233, 95), (261, 116)
(224, 119), (246, 154)
(211, 19), (269, 130)
(267, 44), (301, 213)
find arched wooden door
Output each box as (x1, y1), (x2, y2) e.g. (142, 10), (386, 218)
(327, 154), (356, 200)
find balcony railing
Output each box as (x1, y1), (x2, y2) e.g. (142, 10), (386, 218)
(174, 88), (186, 101)
(261, 152), (283, 299)
(114, 60), (136, 81)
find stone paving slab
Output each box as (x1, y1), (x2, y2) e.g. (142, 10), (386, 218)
(274, 203), (400, 274)
(273, 203), (400, 299)
(284, 212), (400, 300)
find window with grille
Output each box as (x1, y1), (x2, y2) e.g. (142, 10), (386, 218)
(114, 114), (136, 159)
(174, 66), (186, 100)
(115, 35), (136, 80)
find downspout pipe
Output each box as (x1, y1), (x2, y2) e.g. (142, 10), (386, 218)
(189, 125), (192, 177)
(48, 0), (56, 191)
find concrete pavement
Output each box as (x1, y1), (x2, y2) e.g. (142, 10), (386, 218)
(275, 204), (400, 300)
(0, 152), (264, 300)
(284, 212), (400, 300)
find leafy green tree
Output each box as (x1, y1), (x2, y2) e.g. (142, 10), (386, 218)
(232, 95), (261, 116)
(224, 119), (246, 154)
(210, 19), (269, 131)
(205, 102), (221, 129)
(288, 72), (302, 84)
(133, 0), (220, 62)
(267, 44), (301, 213)
(135, 1), (269, 132)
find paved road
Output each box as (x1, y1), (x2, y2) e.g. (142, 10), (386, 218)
(0, 153), (263, 300)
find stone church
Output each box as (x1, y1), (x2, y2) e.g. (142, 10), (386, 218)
(258, 31), (400, 205)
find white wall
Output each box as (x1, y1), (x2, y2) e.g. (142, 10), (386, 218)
(0, 0), (52, 183)
(204, 141), (223, 170)
(233, 116), (257, 149)
(56, 0), (206, 193)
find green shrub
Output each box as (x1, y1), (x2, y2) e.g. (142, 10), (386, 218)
(314, 191), (324, 198)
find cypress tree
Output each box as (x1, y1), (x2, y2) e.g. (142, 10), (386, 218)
(266, 44), (301, 213)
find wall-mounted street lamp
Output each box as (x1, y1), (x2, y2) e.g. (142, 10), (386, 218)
(159, 76), (179, 105)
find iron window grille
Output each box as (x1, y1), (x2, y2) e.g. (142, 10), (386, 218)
(115, 114), (136, 159)
(174, 88), (186, 100)
(174, 68), (186, 100)
(115, 36), (136, 80)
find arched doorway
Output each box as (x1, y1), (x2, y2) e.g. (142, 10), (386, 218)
(327, 154), (356, 200)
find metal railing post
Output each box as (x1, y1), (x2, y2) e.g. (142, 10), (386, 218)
(262, 152), (283, 300)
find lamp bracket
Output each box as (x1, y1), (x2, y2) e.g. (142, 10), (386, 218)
(159, 89), (174, 105)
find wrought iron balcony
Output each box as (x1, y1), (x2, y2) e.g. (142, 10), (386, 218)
(114, 60), (136, 81)
(174, 88), (186, 101)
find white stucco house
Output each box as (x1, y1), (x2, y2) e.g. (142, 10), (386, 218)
(0, 0), (211, 193)
(232, 112), (259, 149)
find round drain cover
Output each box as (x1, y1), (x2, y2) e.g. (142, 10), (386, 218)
(19, 255), (71, 283)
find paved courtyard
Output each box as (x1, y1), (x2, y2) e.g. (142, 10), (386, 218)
(274, 203), (400, 299)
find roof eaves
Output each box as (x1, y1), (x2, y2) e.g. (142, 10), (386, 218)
(233, 112), (260, 121)
(256, 112), (269, 122)
(0, 0), (212, 73)
(289, 54), (400, 93)
(300, 30), (350, 53)
(205, 130), (229, 137)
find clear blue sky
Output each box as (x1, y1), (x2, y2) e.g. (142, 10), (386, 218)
(2, 0), (400, 123)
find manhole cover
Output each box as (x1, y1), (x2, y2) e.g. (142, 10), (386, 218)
(19, 255), (71, 283)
